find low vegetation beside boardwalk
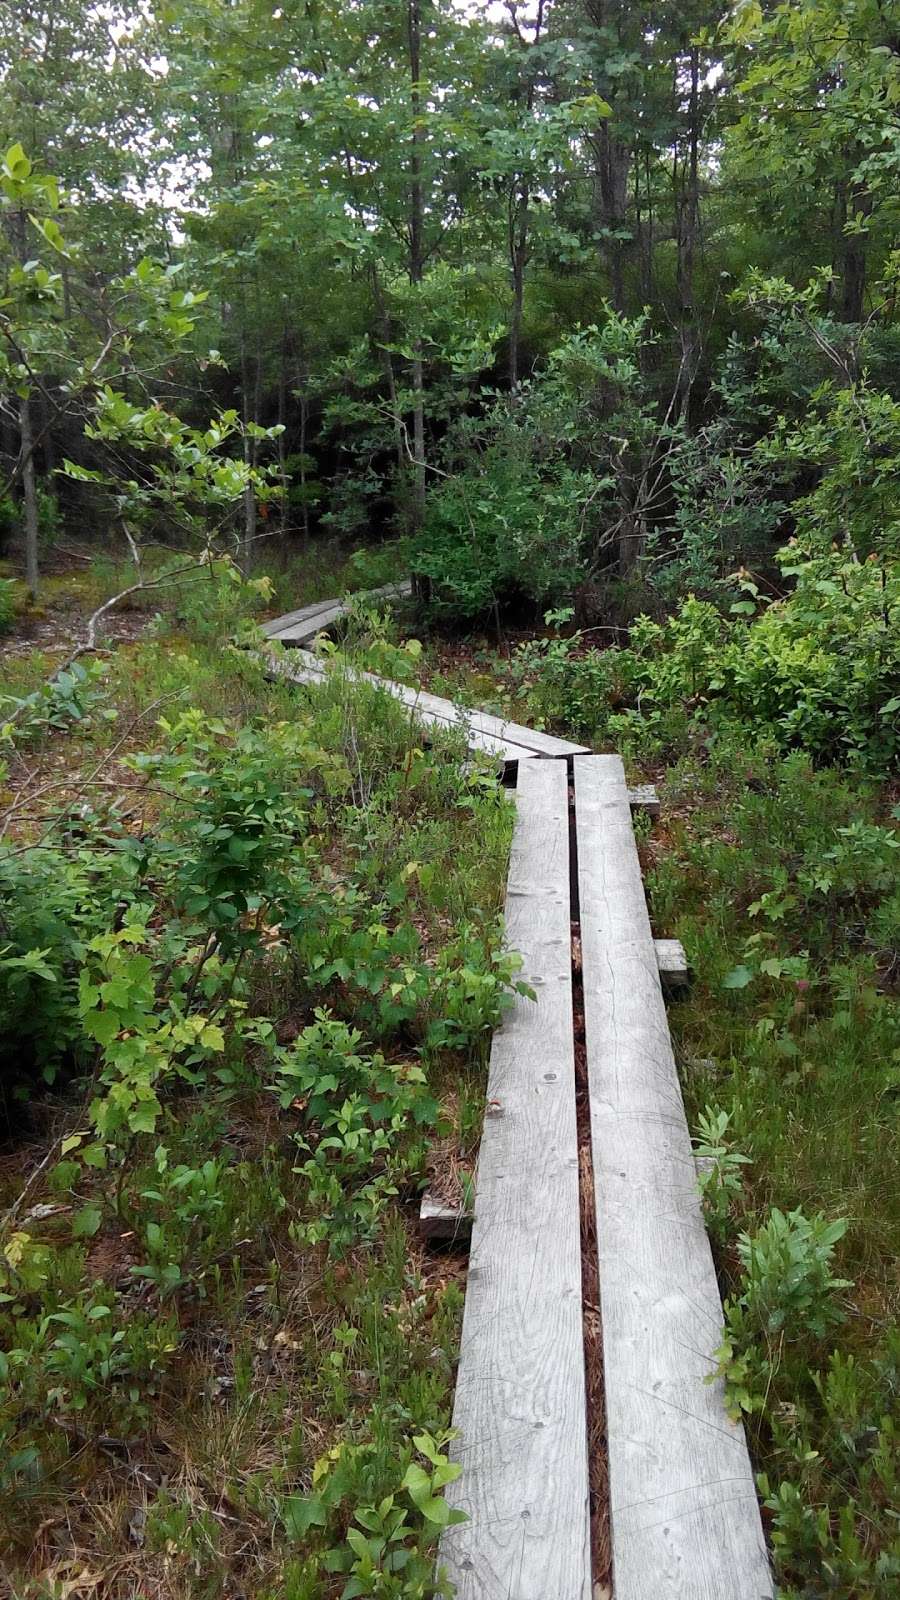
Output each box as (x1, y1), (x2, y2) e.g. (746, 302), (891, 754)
(0, 570), (516, 1599)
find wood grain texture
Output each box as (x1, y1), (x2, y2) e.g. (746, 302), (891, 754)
(419, 1190), (472, 1244)
(267, 601), (346, 643)
(259, 596), (338, 639)
(626, 781), (660, 816)
(441, 759), (591, 1600)
(574, 754), (773, 1600)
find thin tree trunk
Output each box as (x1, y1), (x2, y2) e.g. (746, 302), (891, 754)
(408, 0), (426, 543)
(298, 384), (310, 542)
(509, 190), (528, 391)
(588, 121), (630, 310)
(277, 322), (289, 537)
(841, 175), (871, 323)
(239, 318), (256, 572)
(19, 394), (40, 599)
(675, 45), (700, 422)
(508, 0), (545, 392)
(372, 267), (404, 474)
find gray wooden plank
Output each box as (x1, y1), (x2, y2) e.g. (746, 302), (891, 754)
(259, 596), (339, 639)
(269, 601), (346, 644)
(262, 578), (412, 640)
(258, 650), (539, 763)
(419, 1190), (473, 1244)
(393, 685), (588, 758)
(654, 936), (692, 996)
(263, 585), (585, 755)
(627, 781), (660, 816)
(441, 758), (591, 1600)
(574, 754), (773, 1600)
(281, 650), (583, 757)
(271, 647), (585, 756)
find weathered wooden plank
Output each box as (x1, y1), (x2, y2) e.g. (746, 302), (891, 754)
(268, 601), (346, 643)
(275, 648), (586, 756)
(441, 758), (591, 1600)
(263, 588), (585, 754)
(262, 578), (413, 641)
(259, 649), (539, 763)
(419, 1190), (473, 1244)
(627, 781), (660, 816)
(654, 936), (692, 995)
(259, 596), (338, 639)
(574, 754), (773, 1600)
(259, 579), (413, 640)
(261, 649), (562, 761)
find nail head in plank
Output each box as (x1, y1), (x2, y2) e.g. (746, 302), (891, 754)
(574, 754), (773, 1600)
(441, 758), (591, 1600)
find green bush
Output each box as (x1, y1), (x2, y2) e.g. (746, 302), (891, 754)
(413, 450), (583, 620)
(512, 544), (900, 771)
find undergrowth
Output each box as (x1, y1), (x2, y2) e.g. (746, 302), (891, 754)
(0, 562), (513, 1599)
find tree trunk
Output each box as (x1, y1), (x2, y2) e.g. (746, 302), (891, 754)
(408, 0), (426, 543)
(509, 191), (528, 391)
(841, 177), (872, 323)
(508, 0), (545, 391)
(19, 394), (40, 599)
(675, 45), (700, 422)
(298, 383), (310, 542)
(239, 318), (257, 572)
(372, 267), (405, 475)
(589, 122), (630, 311)
(277, 321), (289, 538)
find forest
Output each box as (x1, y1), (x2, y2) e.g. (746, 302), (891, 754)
(0, 1), (898, 1597)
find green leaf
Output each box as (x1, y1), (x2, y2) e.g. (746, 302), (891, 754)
(723, 965), (753, 990)
(73, 1204), (102, 1238)
(282, 1496), (327, 1538)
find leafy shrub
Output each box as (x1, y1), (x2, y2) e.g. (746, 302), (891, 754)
(413, 449), (584, 620)
(0, 657), (115, 743)
(0, 1279), (178, 1434)
(0, 826), (145, 1084)
(511, 544), (900, 770)
(715, 1209), (851, 1422)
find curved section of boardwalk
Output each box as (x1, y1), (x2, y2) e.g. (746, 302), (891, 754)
(260, 586), (588, 765)
(262, 587), (773, 1597)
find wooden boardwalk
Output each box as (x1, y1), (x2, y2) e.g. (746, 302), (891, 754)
(262, 586), (773, 1596)
(260, 587), (588, 765)
(261, 579), (413, 645)
(575, 757), (772, 1600)
(441, 755), (772, 1600)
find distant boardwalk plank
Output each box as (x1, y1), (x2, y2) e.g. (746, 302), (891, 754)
(261, 579), (413, 642)
(574, 754), (773, 1600)
(441, 758), (591, 1600)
